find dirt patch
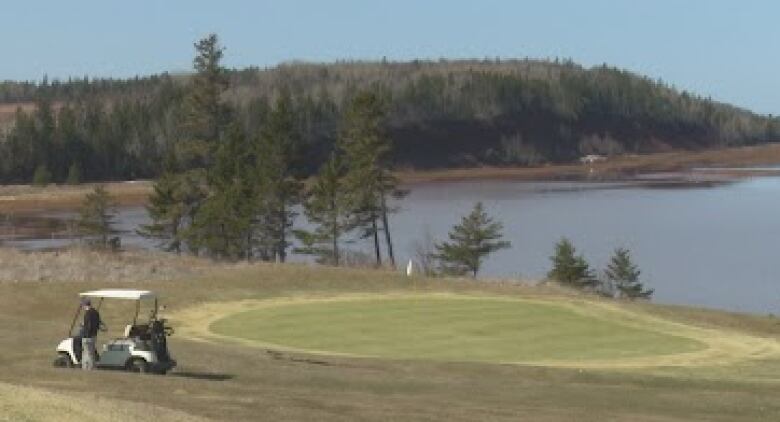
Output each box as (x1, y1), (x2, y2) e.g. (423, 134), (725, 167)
(0, 247), (220, 283)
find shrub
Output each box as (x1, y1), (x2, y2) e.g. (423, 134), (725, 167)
(32, 165), (52, 187)
(66, 163), (82, 185)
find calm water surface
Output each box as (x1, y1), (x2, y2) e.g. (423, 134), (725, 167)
(3, 177), (780, 314)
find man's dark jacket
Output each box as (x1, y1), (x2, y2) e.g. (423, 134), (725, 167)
(83, 307), (100, 338)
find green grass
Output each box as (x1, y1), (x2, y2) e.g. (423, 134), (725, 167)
(211, 296), (704, 363)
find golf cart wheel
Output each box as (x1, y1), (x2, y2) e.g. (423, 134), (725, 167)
(127, 358), (149, 374)
(53, 353), (74, 368)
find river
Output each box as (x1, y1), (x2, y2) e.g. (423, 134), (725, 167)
(2, 177), (779, 315)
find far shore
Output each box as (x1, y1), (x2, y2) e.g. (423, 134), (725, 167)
(3, 143), (780, 212)
(398, 143), (780, 184)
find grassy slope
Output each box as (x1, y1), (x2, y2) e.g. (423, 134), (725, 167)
(0, 260), (779, 421)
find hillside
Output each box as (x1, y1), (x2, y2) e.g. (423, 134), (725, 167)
(1, 59), (778, 182)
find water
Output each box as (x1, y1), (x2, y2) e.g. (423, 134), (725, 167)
(3, 177), (780, 315)
(390, 179), (780, 314)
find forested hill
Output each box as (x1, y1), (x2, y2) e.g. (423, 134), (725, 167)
(1, 59), (778, 182)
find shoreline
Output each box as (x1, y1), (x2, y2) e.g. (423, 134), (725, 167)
(398, 143), (780, 184)
(3, 143), (780, 212)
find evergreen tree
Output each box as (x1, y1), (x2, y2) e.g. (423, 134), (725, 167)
(143, 34), (227, 254)
(58, 105), (90, 181)
(434, 202), (511, 277)
(66, 163), (82, 185)
(181, 33), (230, 166)
(339, 90), (404, 266)
(32, 164), (52, 186)
(295, 153), (352, 265)
(605, 247), (653, 299)
(190, 124), (253, 259)
(138, 170), (202, 254)
(6, 110), (38, 181)
(547, 238), (598, 289)
(33, 96), (56, 177)
(78, 186), (118, 249)
(251, 92), (302, 262)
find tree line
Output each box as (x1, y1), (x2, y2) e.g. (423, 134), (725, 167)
(134, 35), (404, 266)
(2, 44), (780, 183)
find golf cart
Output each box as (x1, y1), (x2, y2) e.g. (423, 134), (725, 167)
(53, 289), (176, 374)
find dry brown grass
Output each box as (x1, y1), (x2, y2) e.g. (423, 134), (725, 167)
(0, 247), (221, 283)
(0, 181), (153, 212)
(0, 382), (207, 422)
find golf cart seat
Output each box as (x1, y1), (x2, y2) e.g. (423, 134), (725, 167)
(124, 324), (151, 340)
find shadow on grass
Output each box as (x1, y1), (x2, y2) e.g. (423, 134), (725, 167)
(169, 371), (234, 381)
(266, 349), (332, 366)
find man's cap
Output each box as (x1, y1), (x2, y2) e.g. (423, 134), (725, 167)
(81, 298), (91, 306)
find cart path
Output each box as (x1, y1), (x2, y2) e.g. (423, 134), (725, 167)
(169, 292), (780, 370)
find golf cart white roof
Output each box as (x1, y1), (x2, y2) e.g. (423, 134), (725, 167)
(79, 289), (156, 300)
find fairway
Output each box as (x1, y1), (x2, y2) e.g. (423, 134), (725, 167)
(209, 295), (706, 364)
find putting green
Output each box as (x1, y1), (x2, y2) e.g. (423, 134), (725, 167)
(209, 295), (707, 364)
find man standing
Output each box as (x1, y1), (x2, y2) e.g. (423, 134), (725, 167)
(81, 298), (100, 370)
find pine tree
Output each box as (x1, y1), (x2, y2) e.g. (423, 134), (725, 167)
(6, 110), (38, 180)
(33, 96), (56, 178)
(190, 124), (254, 259)
(32, 164), (52, 186)
(295, 153), (352, 265)
(190, 183), (251, 259)
(181, 33), (230, 166)
(605, 247), (653, 300)
(547, 238), (598, 289)
(66, 163), (82, 185)
(143, 34), (226, 254)
(251, 92), (302, 262)
(339, 90), (404, 266)
(434, 202), (511, 277)
(138, 171), (199, 254)
(78, 186), (118, 249)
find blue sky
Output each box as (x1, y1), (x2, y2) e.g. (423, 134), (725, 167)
(2, 1), (779, 114)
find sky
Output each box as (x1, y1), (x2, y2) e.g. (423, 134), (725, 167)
(2, 1), (779, 114)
